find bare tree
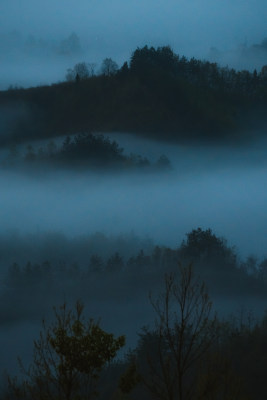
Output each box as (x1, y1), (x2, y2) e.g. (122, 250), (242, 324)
(88, 63), (97, 77)
(101, 58), (118, 76)
(66, 62), (90, 81)
(144, 264), (218, 400)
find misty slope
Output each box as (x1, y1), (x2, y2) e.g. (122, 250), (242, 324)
(1, 46), (267, 146)
(1, 228), (267, 326)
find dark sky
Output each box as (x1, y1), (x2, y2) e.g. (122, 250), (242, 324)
(1, 0), (267, 88)
(1, 0), (266, 57)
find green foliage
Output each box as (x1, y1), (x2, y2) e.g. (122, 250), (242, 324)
(7, 302), (125, 400)
(49, 303), (125, 378)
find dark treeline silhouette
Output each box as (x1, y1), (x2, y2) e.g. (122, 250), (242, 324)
(3, 264), (267, 399)
(1, 46), (267, 146)
(0, 231), (154, 268)
(106, 306), (267, 400)
(1, 133), (171, 172)
(1, 228), (267, 326)
(3, 228), (267, 295)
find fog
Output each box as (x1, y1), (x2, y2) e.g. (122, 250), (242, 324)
(1, 0), (267, 89)
(1, 132), (267, 375)
(1, 0), (265, 48)
(1, 133), (267, 258)
(1, 0), (267, 389)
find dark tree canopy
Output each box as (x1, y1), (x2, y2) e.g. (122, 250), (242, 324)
(180, 227), (237, 267)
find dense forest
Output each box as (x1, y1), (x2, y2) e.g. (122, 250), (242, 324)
(2, 228), (267, 399)
(1, 45), (267, 147)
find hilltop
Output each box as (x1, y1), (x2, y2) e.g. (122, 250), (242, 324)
(1, 45), (267, 146)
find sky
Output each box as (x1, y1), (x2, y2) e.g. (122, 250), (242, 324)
(1, 0), (267, 88)
(1, 0), (267, 58)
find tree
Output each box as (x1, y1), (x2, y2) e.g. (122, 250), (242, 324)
(130, 45), (178, 76)
(87, 63), (97, 77)
(141, 264), (217, 400)
(88, 255), (103, 274)
(179, 228), (237, 269)
(65, 62), (90, 81)
(7, 302), (125, 400)
(260, 65), (267, 79)
(101, 58), (118, 76)
(106, 252), (124, 273)
(118, 61), (129, 77)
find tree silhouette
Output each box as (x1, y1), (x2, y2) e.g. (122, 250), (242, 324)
(142, 264), (217, 400)
(7, 302), (125, 400)
(65, 62), (90, 81)
(101, 58), (118, 76)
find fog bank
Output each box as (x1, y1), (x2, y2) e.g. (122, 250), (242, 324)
(0, 134), (267, 258)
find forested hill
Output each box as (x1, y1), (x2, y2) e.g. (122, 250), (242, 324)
(1, 45), (267, 145)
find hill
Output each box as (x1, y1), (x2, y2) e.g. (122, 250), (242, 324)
(1, 45), (267, 146)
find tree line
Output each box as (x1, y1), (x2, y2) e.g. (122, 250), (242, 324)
(1, 46), (267, 146)
(3, 228), (267, 302)
(2, 133), (171, 172)
(3, 263), (267, 399)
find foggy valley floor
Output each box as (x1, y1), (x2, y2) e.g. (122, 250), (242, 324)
(1, 132), (267, 256)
